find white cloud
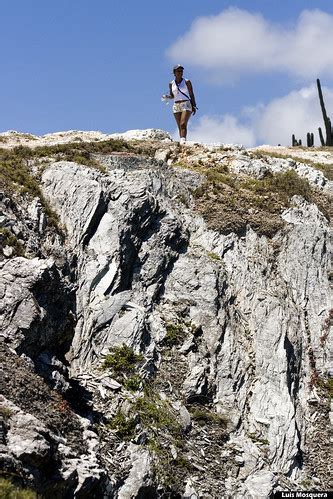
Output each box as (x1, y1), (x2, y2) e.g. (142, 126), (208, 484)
(188, 114), (256, 147)
(254, 84), (333, 145)
(188, 84), (333, 147)
(166, 8), (333, 80)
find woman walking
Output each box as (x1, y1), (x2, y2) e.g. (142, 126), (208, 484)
(163, 65), (197, 144)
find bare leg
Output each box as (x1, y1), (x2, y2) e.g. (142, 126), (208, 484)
(179, 110), (192, 139)
(173, 112), (182, 138)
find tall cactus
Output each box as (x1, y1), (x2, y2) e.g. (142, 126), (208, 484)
(292, 134), (302, 147)
(317, 78), (333, 146)
(318, 127), (325, 146)
(306, 132), (314, 147)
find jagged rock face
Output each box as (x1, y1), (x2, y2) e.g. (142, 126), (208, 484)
(0, 135), (332, 498)
(0, 257), (74, 357)
(41, 159), (190, 374)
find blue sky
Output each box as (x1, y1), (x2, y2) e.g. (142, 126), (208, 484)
(1, 0), (333, 146)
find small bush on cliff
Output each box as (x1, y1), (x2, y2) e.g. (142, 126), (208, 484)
(0, 154), (40, 197)
(317, 377), (333, 398)
(0, 406), (13, 419)
(106, 411), (137, 440)
(148, 438), (193, 492)
(123, 374), (143, 392)
(102, 344), (143, 374)
(134, 386), (182, 434)
(134, 387), (192, 492)
(190, 407), (228, 427)
(162, 320), (197, 348)
(0, 478), (36, 499)
(207, 251), (221, 261)
(32, 138), (134, 167)
(0, 137), (135, 192)
(162, 323), (186, 347)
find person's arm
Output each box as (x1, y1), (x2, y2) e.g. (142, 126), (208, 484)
(186, 80), (197, 115)
(162, 83), (174, 100)
(167, 82), (174, 99)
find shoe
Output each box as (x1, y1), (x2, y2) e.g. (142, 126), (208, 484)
(180, 138), (186, 145)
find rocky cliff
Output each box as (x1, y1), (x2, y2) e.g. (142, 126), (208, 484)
(0, 129), (332, 498)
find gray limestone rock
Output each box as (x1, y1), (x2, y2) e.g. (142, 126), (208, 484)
(0, 257), (73, 357)
(6, 414), (52, 467)
(1, 134), (331, 498)
(117, 444), (152, 499)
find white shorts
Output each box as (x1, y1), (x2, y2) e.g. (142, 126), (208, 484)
(173, 100), (192, 113)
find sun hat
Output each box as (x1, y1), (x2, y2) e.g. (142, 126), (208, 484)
(173, 64), (184, 71)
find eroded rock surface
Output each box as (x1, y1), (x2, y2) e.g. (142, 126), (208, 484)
(0, 131), (332, 497)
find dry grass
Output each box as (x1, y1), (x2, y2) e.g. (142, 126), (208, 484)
(190, 164), (330, 237)
(0, 139), (135, 230)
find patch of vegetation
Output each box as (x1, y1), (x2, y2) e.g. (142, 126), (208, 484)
(0, 478), (36, 499)
(23, 138), (133, 164)
(190, 407), (228, 427)
(144, 391), (193, 494)
(317, 377), (333, 399)
(162, 323), (186, 348)
(191, 164), (328, 237)
(0, 148), (61, 231)
(123, 374), (143, 392)
(248, 433), (269, 445)
(148, 438), (193, 492)
(207, 251), (221, 261)
(103, 344), (143, 374)
(14, 132), (37, 140)
(134, 386), (182, 435)
(0, 228), (25, 257)
(0, 150), (43, 197)
(245, 169), (312, 203)
(161, 320), (199, 351)
(106, 384), (183, 448)
(0, 406), (14, 418)
(0, 138), (137, 229)
(106, 411), (137, 440)
(299, 479), (314, 490)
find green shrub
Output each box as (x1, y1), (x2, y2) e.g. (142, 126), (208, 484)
(123, 375), (142, 392)
(102, 344), (143, 374)
(106, 411), (137, 440)
(248, 433), (269, 445)
(162, 323), (186, 348)
(0, 158), (41, 198)
(190, 408), (228, 427)
(0, 137), (134, 194)
(0, 478), (36, 499)
(317, 377), (333, 398)
(0, 406), (13, 418)
(264, 170), (312, 202)
(148, 438), (193, 491)
(135, 391), (177, 431)
(0, 150), (62, 231)
(207, 252), (221, 261)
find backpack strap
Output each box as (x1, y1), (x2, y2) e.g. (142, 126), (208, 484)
(175, 79), (190, 101)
